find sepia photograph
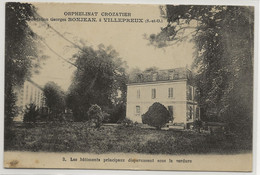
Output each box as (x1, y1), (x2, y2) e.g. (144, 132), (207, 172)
(2, 2), (255, 172)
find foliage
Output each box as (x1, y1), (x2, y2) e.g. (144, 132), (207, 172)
(128, 67), (142, 83)
(43, 81), (65, 115)
(87, 104), (104, 128)
(143, 67), (159, 74)
(193, 120), (203, 132)
(117, 118), (134, 127)
(149, 5), (253, 136)
(67, 44), (128, 121)
(4, 87), (18, 126)
(105, 103), (126, 123)
(37, 113), (49, 122)
(23, 103), (39, 123)
(5, 2), (46, 140)
(6, 122), (252, 154)
(4, 90), (17, 149)
(142, 102), (171, 129)
(5, 2), (40, 87)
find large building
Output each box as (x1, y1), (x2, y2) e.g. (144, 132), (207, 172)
(13, 79), (46, 121)
(126, 67), (200, 128)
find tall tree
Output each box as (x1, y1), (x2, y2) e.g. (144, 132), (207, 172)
(5, 2), (45, 148)
(43, 82), (66, 115)
(128, 67), (142, 83)
(67, 44), (128, 121)
(149, 5), (254, 136)
(5, 2), (45, 124)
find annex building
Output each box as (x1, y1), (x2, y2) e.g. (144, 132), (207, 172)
(126, 67), (200, 128)
(13, 79), (47, 121)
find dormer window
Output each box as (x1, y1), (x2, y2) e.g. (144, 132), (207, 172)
(169, 72), (174, 80)
(152, 73), (157, 81)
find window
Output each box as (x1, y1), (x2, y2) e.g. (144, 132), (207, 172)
(34, 89), (37, 103)
(175, 72), (179, 78)
(136, 106), (140, 114)
(151, 88), (156, 99)
(189, 106), (193, 119)
(188, 86), (192, 100)
(30, 87), (33, 103)
(168, 87), (173, 98)
(25, 85), (28, 100)
(152, 73), (157, 81)
(169, 71), (174, 80)
(38, 92), (41, 104)
(137, 89), (140, 99)
(196, 107), (200, 119)
(194, 88), (199, 101)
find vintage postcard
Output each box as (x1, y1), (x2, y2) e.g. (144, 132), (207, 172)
(3, 2), (255, 172)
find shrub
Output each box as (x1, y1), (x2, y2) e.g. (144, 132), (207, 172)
(117, 118), (134, 127)
(110, 104), (126, 123)
(142, 102), (171, 129)
(102, 112), (111, 123)
(37, 113), (49, 122)
(23, 104), (39, 123)
(193, 120), (203, 132)
(87, 104), (104, 128)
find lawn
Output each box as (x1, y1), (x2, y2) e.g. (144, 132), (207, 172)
(5, 122), (252, 154)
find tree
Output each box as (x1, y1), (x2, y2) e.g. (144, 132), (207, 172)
(143, 67), (159, 74)
(149, 5), (253, 136)
(67, 44), (128, 121)
(128, 67), (142, 82)
(142, 102), (171, 129)
(128, 67), (142, 83)
(5, 2), (45, 147)
(23, 103), (39, 123)
(5, 2), (46, 121)
(43, 82), (65, 115)
(87, 104), (104, 128)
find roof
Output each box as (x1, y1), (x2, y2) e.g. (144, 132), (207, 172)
(127, 79), (187, 86)
(128, 67), (193, 85)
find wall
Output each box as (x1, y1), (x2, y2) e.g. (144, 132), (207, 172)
(126, 80), (188, 123)
(13, 80), (45, 121)
(17, 81), (43, 108)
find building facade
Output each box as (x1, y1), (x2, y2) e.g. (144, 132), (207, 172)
(126, 67), (199, 127)
(13, 80), (46, 121)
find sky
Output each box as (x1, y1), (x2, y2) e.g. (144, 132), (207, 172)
(30, 3), (195, 91)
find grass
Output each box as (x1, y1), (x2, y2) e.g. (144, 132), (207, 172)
(5, 122), (252, 154)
